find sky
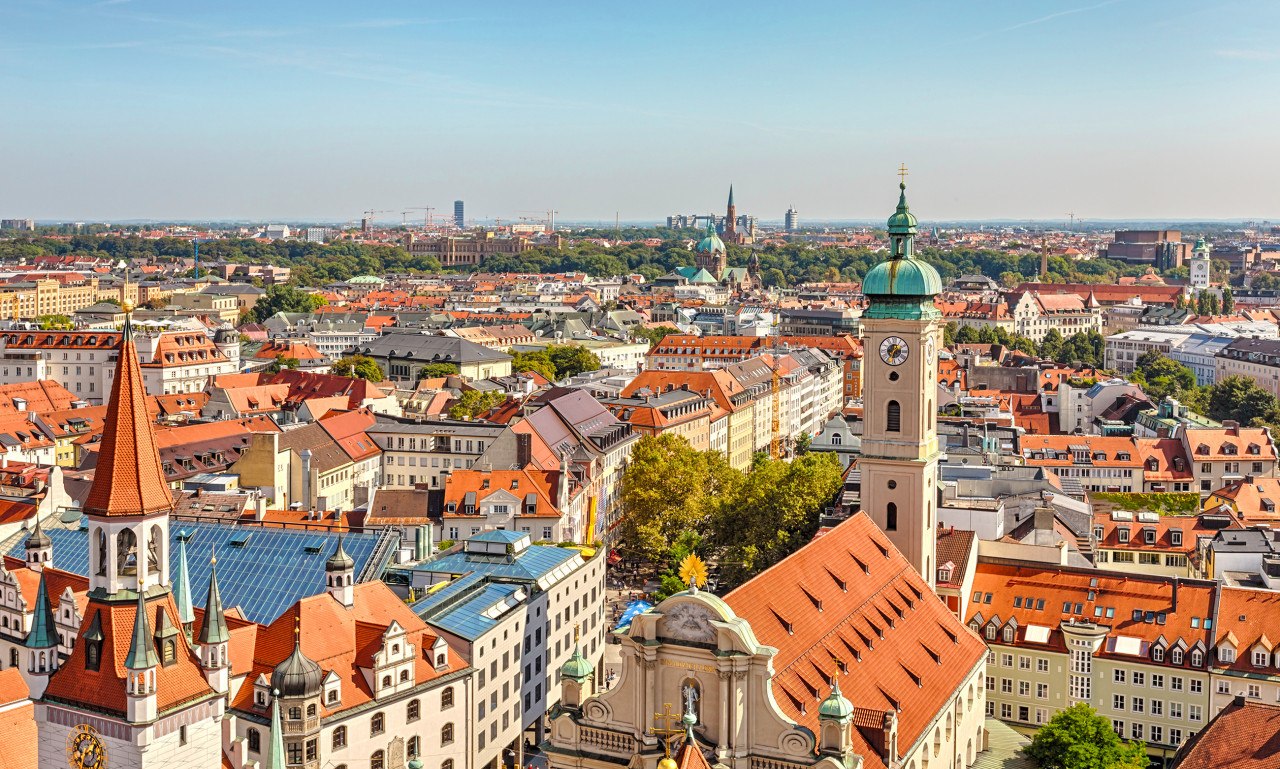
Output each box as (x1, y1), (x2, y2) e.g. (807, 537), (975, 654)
(1, 0), (1278, 223)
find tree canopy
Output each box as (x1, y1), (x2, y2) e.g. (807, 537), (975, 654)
(330, 355), (385, 382)
(1023, 703), (1148, 769)
(1128, 350), (1200, 405)
(509, 344), (601, 381)
(248, 285), (327, 322)
(448, 389), (506, 420)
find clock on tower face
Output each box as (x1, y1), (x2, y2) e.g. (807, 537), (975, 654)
(925, 337), (936, 361)
(67, 724), (106, 769)
(879, 336), (910, 366)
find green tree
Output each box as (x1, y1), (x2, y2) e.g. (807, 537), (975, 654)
(249, 285), (327, 322)
(1208, 375), (1280, 426)
(977, 326), (998, 344)
(997, 271), (1022, 289)
(794, 432), (812, 455)
(416, 363), (459, 380)
(35, 314), (72, 329)
(510, 344), (601, 381)
(1024, 703), (1147, 769)
(714, 453), (843, 587)
(1129, 351), (1198, 403)
(1253, 273), (1280, 291)
(448, 390), (506, 419)
(1207, 293), (1221, 316)
(265, 355), (300, 374)
(1039, 328), (1065, 360)
(954, 325), (980, 345)
(330, 355), (385, 382)
(1175, 292), (1186, 310)
(1223, 286), (1235, 314)
(633, 325), (680, 349)
(763, 268), (786, 288)
(618, 434), (742, 562)
(943, 322), (958, 347)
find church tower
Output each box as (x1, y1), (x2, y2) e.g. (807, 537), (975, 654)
(724, 185), (738, 243)
(857, 176), (943, 588)
(38, 302), (221, 769)
(1189, 236), (1211, 293)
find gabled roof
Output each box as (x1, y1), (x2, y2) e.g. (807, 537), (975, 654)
(1173, 696), (1280, 769)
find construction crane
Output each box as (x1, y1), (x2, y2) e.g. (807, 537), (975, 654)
(1066, 212), (1076, 232)
(361, 210), (392, 235)
(401, 207), (431, 227)
(518, 209), (560, 232)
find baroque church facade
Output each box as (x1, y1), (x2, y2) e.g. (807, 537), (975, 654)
(545, 182), (988, 769)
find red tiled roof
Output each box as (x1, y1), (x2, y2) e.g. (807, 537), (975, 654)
(43, 592), (217, 717)
(82, 330), (174, 517)
(0, 669), (36, 769)
(1173, 697), (1280, 769)
(725, 514), (986, 762)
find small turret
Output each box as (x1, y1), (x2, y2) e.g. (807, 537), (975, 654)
(196, 557), (231, 694)
(25, 571), (60, 694)
(559, 625), (594, 709)
(24, 516), (51, 572)
(817, 674), (855, 757)
(124, 592), (159, 723)
(325, 535), (355, 608)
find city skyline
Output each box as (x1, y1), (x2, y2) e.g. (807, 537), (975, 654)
(2, 0), (1278, 221)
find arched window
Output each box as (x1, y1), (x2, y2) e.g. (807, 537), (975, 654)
(442, 687), (454, 708)
(148, 524), (163, 577)
(832, 434), (842, 446)
(886, 400), (901, 432)
(407, 699), (420, 722)
(86, 643), (99, 670)
(400, 670), (409, 682)
(1003, 626), (1014, 643)
(441, 723), (455, 745)
(1191, 650), (1203, 667)
(163, 640), (175, 664)
(1172, 648), (1184, 665)
(306, 704), (316, 718)
(95, 528), (107, 576)
(332, 726), (346, 749)
(407, 736), (420, 760)
(248, 728), (261, 753)
(985, 625), (996, 641)
(436, 652), (446, 666)
(116, 528), (138, 576)
(371, 750), (385, 769)
(442, 761), (454, 769)
(371, 712), (384, 735)
(886, 503), (898, 531)
(382, 675), (392, 688)
(392, 644), (400, 654)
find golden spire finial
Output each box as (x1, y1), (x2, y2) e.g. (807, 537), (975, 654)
(573, 623), (580, 643)
(897, 164), (909, 184)
(294, 615), (300, 637)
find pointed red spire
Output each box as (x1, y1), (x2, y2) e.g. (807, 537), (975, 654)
(83, 311), (173, 517)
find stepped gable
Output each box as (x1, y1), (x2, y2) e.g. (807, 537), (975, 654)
(724, 513), (986, 762)
(81, 323), (173, 517)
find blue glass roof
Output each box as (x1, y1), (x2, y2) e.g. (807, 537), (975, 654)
(412, 575), (526, 641)
(415, 543), (579, 582)
(470, 530), (527, 545)
(8, 522), (391, 625)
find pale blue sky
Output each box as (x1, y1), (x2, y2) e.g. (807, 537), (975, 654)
(2, 0), (1277, 222)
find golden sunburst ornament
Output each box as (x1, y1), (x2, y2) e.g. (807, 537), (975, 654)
(678, 554), (708, 592)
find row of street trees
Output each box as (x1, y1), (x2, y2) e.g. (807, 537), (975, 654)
(944, 324), (1107, 368)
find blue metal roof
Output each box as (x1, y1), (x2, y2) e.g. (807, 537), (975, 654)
(414, 543), (579, 582)
(9, 522), (391, 625)
(412, 576), (526, 641)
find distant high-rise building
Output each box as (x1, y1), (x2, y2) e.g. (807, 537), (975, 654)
(784, 206), (799, 232)
(1102, 230), (1190, 269)
(305, 227), (328, 243)
(1, 219), (34, 231)
(454, 200), (465, 229)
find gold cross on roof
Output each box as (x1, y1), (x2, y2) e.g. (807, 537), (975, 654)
(652, 702), (685, 757)
(897, 164), (909, 183)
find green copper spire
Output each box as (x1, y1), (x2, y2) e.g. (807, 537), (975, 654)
(124, 591), (159, 670)
(561, 627), (594, 681)
(728, 185), (735, 207)
(196, 558), (231, 645)
(172, 539), (194, 628)
(862, 177), (941, 321)
(1193, 236), (1210, 255)
(818, 675), (854, 720)
(265, 691), (286, 769)
(26, 570), (59, 651)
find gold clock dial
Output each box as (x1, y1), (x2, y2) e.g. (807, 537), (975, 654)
(68, 724), (106, 769)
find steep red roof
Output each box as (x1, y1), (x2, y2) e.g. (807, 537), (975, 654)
(1174, 697), (1280, 769)
(724, 514), (986, 764)
(0, 669), (36, 769)
(82, 325), (174, 517)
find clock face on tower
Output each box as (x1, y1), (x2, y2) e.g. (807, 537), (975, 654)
(879, 336), (910, 366)
(67, 724), (106, 769)
(925, 337), (935, 362)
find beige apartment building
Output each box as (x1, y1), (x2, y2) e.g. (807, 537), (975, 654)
(0, 277), (103, 319)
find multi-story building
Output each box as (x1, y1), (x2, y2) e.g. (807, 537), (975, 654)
(784, 205), (799, 232)
(1020, 435), (1145, 493)
(970, 560), (1216, 759)
(1090, 512), (1221, 576)
(367, 420), (507, 490)
(1102, 230), (1192, 268)
(349, 333), (512, 382)
(404, 231), (532, 268)
(601, 387), (718, 453)
(1182, 423), (1278, 497)
(0, 218), (35, 231)
(1216, 337), (1280, 398)
(411, 529), (608, 744)
(1009, 290), (1103, 342)
(777, 307), (860, 337)
(0, 327), (237, 403)
(0, 276), (103, 320)
(453, 200), (465, 229)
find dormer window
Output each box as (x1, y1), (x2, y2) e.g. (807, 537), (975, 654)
(1170, 529), (1183, 546)
(1152, 646), (1165, 662)
(1144, 529), (1156, 545)
(1002, 626), (1015, 643)
(1118, 528), (1130, 544)
(937, 567), (952, 584)
(1221, 647), (1237, 664)
(985, 625), (996, 641)
(1171, 648), (1184, 665)
(1191, 650), (1204, 667)
(1255, 650), (1270, 667)
(1174, 457), (1185, 471)
(1147, 459), (1159, 472)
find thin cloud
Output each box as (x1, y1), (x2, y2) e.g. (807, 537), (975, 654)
(339, 17), (478, 29)
(1216, 49), (1278, 61)
(964, 0), (1123, 42)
